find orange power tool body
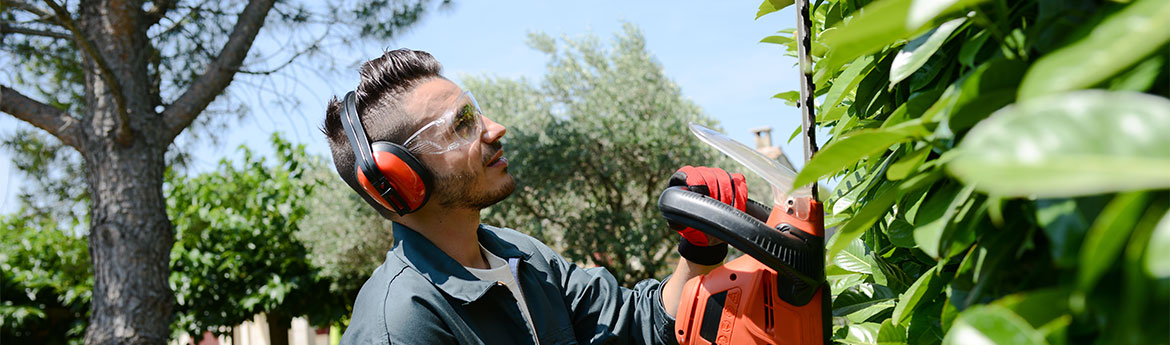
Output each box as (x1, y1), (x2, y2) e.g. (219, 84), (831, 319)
(660, 124), (829, 345)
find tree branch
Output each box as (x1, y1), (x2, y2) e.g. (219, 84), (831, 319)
(1, 85), (85, 149)
(42, 0), (132, 145)
(161, 0), (276, 142)
(2, 0), (55, 21)
(0, 23), (70, 39)
(143, 0), (175, 26)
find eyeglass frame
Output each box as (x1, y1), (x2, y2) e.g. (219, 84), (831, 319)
(401, 90), (485, 155)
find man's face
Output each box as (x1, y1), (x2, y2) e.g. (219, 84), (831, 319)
(402, 78), (515, 210)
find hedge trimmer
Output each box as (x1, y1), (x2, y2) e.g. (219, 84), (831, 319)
(659, 1), (827, 343)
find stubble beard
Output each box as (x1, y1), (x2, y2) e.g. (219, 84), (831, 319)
(433, 168), (515, 210)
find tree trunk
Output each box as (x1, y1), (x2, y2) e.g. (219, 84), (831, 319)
(77, 1), (174, 344)
(268, 312), (291, 345)
(82, 142), (173, 345)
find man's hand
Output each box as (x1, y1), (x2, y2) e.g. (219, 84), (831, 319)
(667, 166), (748, 246)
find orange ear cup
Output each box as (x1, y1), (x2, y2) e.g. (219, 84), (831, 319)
(356, 142), (433, 215)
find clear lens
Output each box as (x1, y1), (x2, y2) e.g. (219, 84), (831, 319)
(402, 91), (484, 155)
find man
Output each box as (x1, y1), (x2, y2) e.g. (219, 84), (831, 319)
(321, 48), (749, 344)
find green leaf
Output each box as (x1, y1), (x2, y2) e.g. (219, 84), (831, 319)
(994, 288), (1070, 329)
(822, 55), (877, 114)
(761, 35), (794, 45)
(835, 283), (899, 316)
(1077, 191), (1149, 294)
(757, 0), (795, 19)
(913, 184), (975, 259)
(942, 305), (1048, 345)
(1034, 199), (1090, 268)
(842, 323), (883, 345)
(886, 218), (917, 248)
(835, 238), (877, 274)
(892, 265), (939, 325)
(947, 91), (1170, 198)
(772, 90), (801, 107)
(829, 182), (900, 258)
(878, 318), (909, 345)
(1019, 0), (1170, 99)
(819, 0), (915, 73)
(795, 128), (919, 188)
(958, 30), (990, 68)
(819, 0), (986, 73)
(907, 0), (967, 29)
(887, 146), (930, 181)
(1147, 209), (1170, 278)
(1109, 55), (1166, 92)
(890, 18), (966, 86)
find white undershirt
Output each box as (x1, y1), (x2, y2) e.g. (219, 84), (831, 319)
(465, 246), (539, 344)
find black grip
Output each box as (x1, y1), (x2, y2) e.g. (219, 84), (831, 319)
(658, 187), (824, 285)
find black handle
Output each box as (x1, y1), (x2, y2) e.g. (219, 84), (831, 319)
(658, 187), (824, 285)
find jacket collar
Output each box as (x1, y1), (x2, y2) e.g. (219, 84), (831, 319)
(391, 222), (529, 304)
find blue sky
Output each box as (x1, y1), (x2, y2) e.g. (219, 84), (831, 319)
(1, 1), (821, 213)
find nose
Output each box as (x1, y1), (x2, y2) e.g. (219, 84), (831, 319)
(481, 116), (506, 143)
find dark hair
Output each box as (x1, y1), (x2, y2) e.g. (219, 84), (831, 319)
(321, 48), (444, 218)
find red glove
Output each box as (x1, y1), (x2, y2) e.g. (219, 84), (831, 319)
(669, 166), (748, 246)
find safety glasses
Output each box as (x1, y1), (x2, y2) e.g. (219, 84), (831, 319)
(402, 91), (484, 155)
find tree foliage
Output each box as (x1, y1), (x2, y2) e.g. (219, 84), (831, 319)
(1, 1), (447, 343)
(295, 160), (396, 298)
(466, 24), (737, 285)
(759, 0), (1169, 343)
(0, 213), (91, 345)
(166, 134), (345, 336)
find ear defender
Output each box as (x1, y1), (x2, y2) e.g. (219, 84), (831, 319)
(339, 91), (435, 215)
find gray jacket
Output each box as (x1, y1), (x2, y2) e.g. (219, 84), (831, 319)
(340, 223), (678, 345)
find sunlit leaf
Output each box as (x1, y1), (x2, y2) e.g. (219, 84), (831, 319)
(890, 18), (965, 86)
(878, 318), (909, 345)
(942, 305), (1048, 345)
(828, 183), (899, 258)
(947, 91), (1170, 197)
(757, 0), (795, 19)
(1147, 209), (1170, 278)
(795, 126), (924, 188)
(761, 35), (794, 45)
(1019, 0), (1170, 99)
(822, 55), (877, 114)
(835, 238), (877, 274)
(842, 322), (883, 345)
(886, 146), (930, 181)
(892, 265), (941, 325)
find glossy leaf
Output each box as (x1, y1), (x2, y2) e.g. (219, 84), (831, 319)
(1019, 0), (1170, 99)
(795, 127), (922, 188)
(1034, 199), (1090, 268)
(878, 318), (909, 345)
(887, 146), (930, 181)
(773, 90), (800, 107)
(836, 238), (877, 274)
(892, 265), (940, 325)
(1147, 209), (1170, 278)
(890, 18), (965, 86)
(943, 305), (1048, 345)
(948, 91), (1170, 197)
(842, 323), (883, 345)
(836, 283), (899, 316)
(761, 35), (794, 45)
(1077, 191), (1149, 294)
(829, 183), (899, 258)
(757, 0), (795, 19)
(822, 55), (876, 114)
(914, 184), (974, 259)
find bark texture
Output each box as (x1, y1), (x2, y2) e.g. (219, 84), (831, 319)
(2, 1), (274, 344)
